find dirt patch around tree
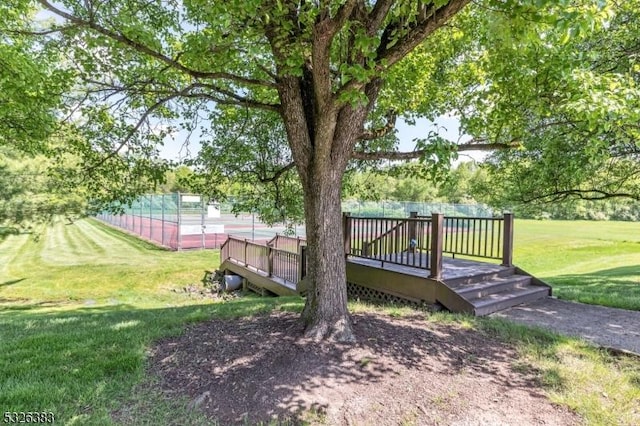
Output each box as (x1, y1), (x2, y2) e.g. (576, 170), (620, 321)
(147, 310), (580, 425)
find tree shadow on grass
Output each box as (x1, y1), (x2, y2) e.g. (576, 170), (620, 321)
(548, 265), (640, 311)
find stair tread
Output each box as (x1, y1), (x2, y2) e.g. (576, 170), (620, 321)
(445, 267), (516, 286)
(455, 275), (531, 293)
(471, 286), (549, 308)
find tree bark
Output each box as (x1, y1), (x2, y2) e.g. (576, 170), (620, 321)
(276, 71), (360, 342)
(299, 163), (354, 341)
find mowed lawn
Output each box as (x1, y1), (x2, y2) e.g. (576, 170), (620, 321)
(513, 220), (640, 310)
(0, 218), (216, 307)
(0, 219), (301, 424)
(0, 218), (639, 424)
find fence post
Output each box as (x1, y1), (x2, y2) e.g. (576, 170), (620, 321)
(201, 197), (206, 249)
(429, 213), (444, 280)
(149, 195), (153, 241)
(161, 194), (165, 246)
(502, 212), (514, 266)
(244, 239), (248, 266)
(342, 212), (352, 257)
(177, 192), (182, 250)
(139, 198), (143, 237)
(408, 211), (418, 252)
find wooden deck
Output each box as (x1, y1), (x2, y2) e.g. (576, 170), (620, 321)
(348, 255), (510, 281)
(219, 213), (551, 316)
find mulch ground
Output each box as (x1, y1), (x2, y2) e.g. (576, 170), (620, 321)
(147, 310), (580, 425)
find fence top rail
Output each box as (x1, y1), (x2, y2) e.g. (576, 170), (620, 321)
(415, 215), (505, 221)
(348, 216), (433, 222)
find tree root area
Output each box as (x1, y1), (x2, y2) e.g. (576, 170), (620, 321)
(146, 311), (579, 425)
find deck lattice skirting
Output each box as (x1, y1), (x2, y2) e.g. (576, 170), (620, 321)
(346, 282), (434, 308)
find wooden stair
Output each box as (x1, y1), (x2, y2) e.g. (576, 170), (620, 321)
(438, 267), (551, 316)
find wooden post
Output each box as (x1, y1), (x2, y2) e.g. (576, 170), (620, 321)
(298, 245), (307, 282)
(267, 246), (273, 276)
(502, 212), (514, 266)
(244, 238), (248, 266)
(342, 212), (352, 257)
(362, 241), (370, 257)
(429, 213), (444, 280)
(408, 211), (418, 252)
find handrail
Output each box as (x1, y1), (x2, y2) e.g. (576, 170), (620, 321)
(366, 220), (407, 252)
(266, 234), (278, 247)
(440, 216), (506, 261)
(345, 215), (432, 269)
(220, 238), (229, 261)
(223, 236), (301, 283)
(269, 234), (306, 253)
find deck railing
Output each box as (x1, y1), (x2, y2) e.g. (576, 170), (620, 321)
(221, 211), (513, 284)
(344, 215), (432, 269)
(416, 215), (508, 261)
(221, 236), (302, 284)
(344, 212), (514, 279)
(267, 234), (305, 253)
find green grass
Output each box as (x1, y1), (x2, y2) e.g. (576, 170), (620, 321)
(1, 219), (216, 307)
(1, 218), (639, 424)
(478, 316), (640, 425)
(0, 219), (305, 424)
(513, 219), (640, 310)
(351, 302), (640, 425)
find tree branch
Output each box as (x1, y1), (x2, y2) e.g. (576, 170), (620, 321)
(351, 140), (517, 160)
(258, 162), (296, 183)
(522, 189), (640, 203)
(377, 0), (471, 68)
(359, 110), (397, 140)
(84, 90), (185, 173)
(367, 0), (395, 36)
(37, 0), (277, 89)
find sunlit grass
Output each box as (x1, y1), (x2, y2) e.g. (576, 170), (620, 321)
(0, 218), (304, 423)
(0, 219), (218, 307)
(513, 219), (640, 310)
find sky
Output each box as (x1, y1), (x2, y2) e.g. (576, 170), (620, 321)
(158, 115), (487, 164)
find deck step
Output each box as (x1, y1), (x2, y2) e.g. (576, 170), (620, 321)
(446, 267), (516, 288)
(471, 286), (550, 316)
(456, 275), (532, 300)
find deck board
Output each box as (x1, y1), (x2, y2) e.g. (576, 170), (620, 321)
(347, 254), (509, 280)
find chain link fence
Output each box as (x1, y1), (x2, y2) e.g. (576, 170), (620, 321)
(96, 194), (493, 250)
(96, 193), (301, 250)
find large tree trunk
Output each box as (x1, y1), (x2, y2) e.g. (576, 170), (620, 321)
(276, 69), (380, 342)
(299, 163), (353, 341)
